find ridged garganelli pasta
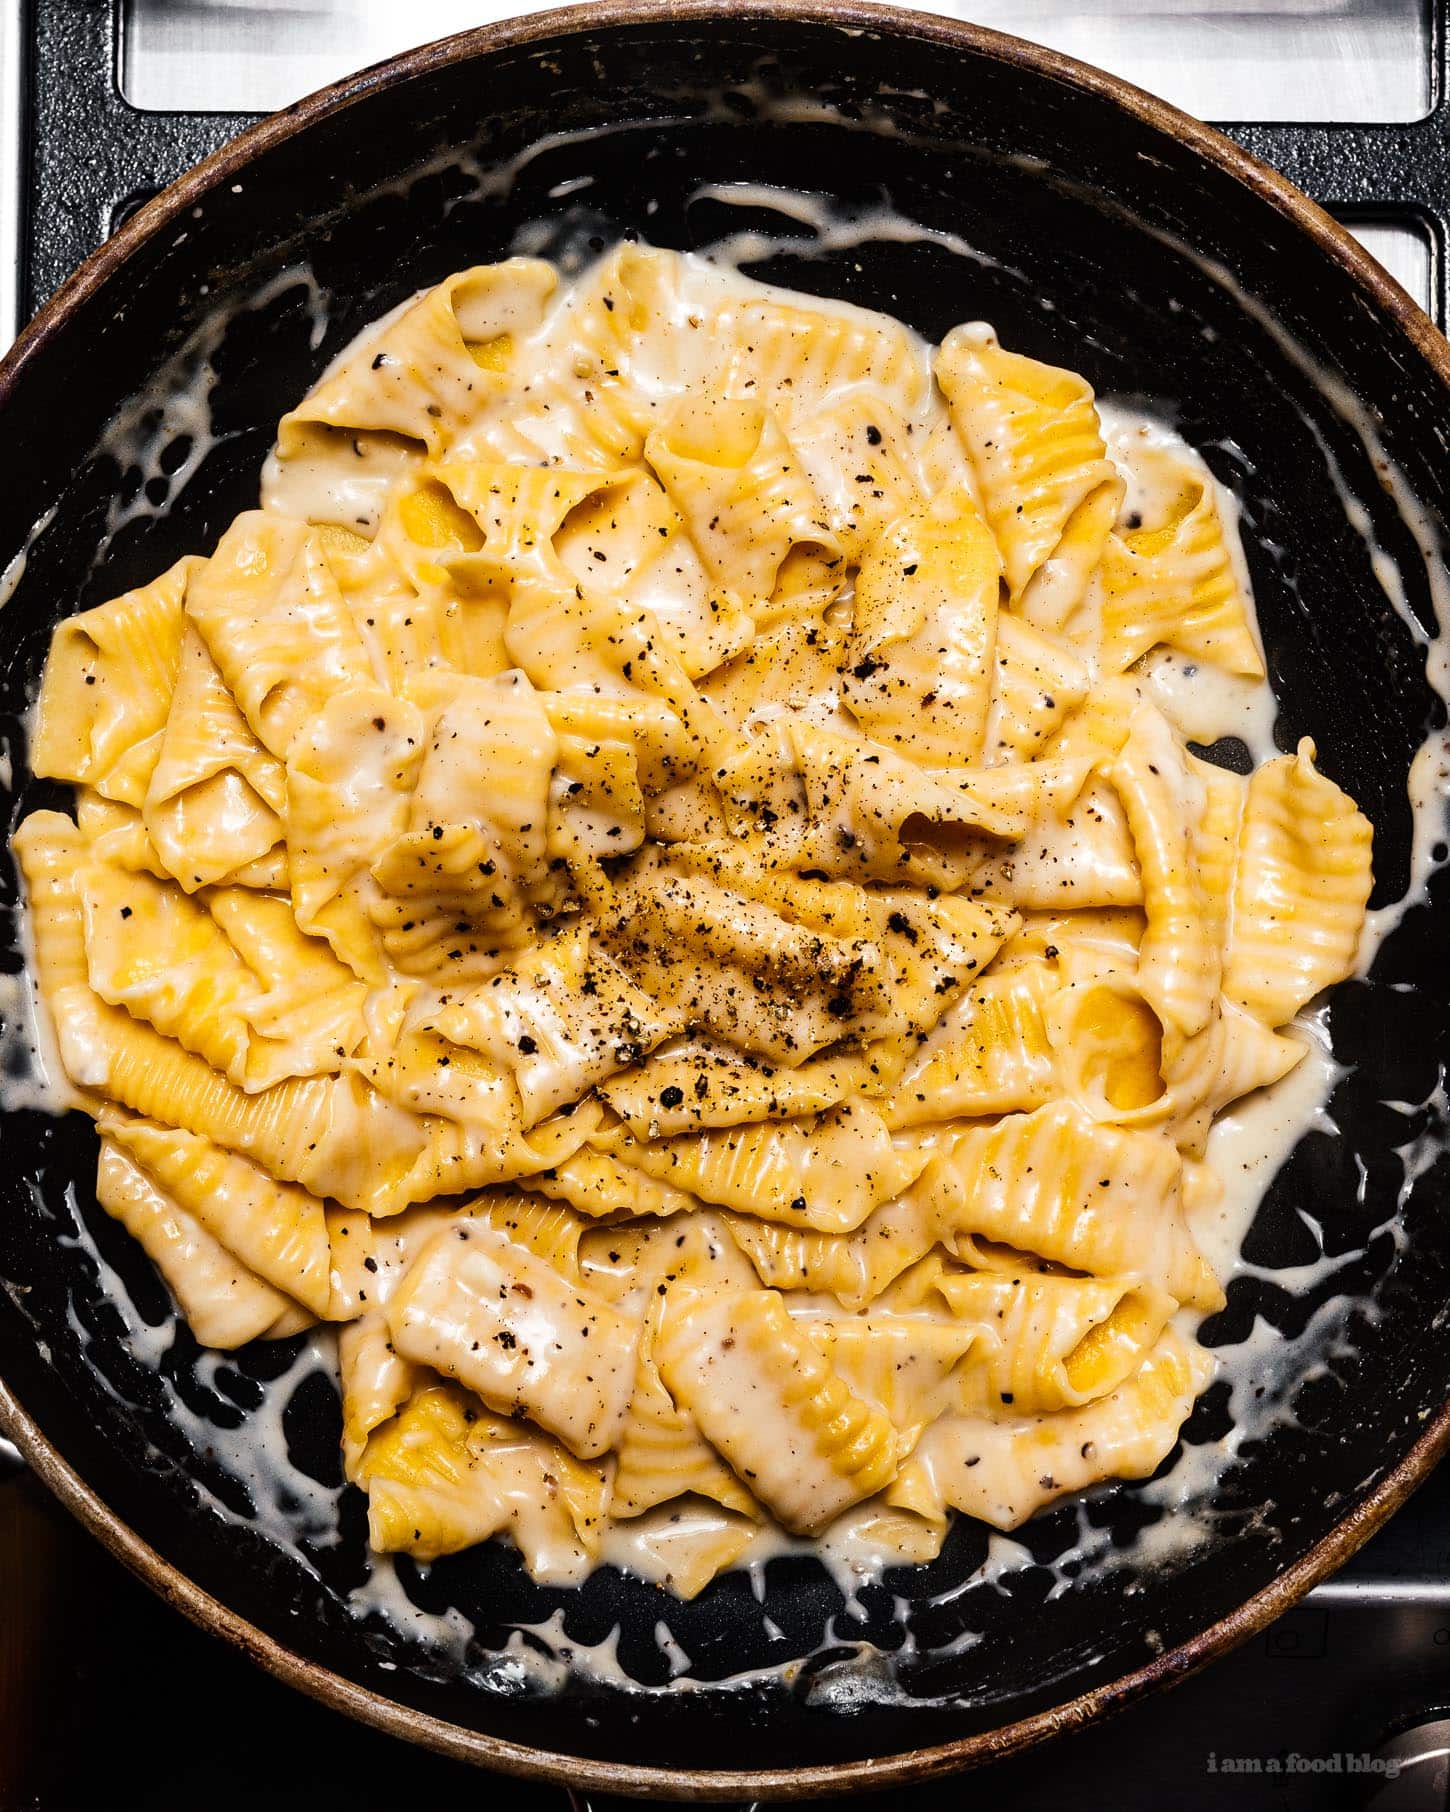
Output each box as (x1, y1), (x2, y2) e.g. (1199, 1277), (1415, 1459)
(16, 245), (1373, 1596)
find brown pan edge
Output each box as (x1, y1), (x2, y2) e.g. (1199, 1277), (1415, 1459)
(2, 0), (1449, 1796)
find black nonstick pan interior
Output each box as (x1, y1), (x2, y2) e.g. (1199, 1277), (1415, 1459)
(0, 4), (1447, 1794)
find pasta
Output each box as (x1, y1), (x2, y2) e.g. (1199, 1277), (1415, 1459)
(17, 245), (1373, 1598)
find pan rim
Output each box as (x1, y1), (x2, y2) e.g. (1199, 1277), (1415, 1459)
(3, 0), (1449, 1795)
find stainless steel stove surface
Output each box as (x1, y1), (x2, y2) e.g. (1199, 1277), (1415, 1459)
(2, 2), (1449, 1807)
(104, 0), (1446, 322)
(115, 0), (1430, 118)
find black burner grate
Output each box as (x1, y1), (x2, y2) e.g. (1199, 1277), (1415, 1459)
(17, 0), (1450, 327)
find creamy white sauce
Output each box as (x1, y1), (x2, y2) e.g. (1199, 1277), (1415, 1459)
(0, 859), (81, 1115)
(0, 505), (54, 612)
(1098, 402), (1280, 762)
(257, 288), (419, 532)
(96, 268), (329, 561)
(0, 545), (25, 611)
(1, 130), (1445, 1705)
(687, 180), (1016, 280)
(1136, 647), (1280, 760)
(1188, 1006), (1340, 1287)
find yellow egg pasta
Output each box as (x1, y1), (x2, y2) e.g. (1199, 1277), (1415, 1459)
(15, 246), (1373, 1598)
(934, 326), (1122, 619)
(32, 557), (194, 809)
(1224, 739), (1374, 1025)
(656, 1287), (901, 1534)
(1096, 458), (1264, 677)
(888, 1329), (1214, 1530)
(95, 1133), (311, 1348)
(143, 625), (288, 893)
(841, 493), (1000, 765)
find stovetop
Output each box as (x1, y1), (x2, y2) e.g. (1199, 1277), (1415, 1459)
(3, 2), (1450, 1807)
(7, 1458), (1450, 1810)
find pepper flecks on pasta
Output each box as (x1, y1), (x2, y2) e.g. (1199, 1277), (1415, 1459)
(16, 245), (1373, 1596)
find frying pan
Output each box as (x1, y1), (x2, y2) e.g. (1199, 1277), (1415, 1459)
(1, 2), (1448, 1797)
